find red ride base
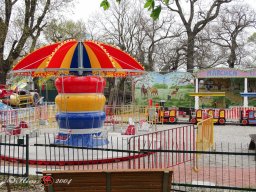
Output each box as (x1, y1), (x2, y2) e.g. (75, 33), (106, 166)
(55, 76), (106, 93)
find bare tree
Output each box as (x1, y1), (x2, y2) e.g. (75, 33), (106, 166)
(192, 26), (228, 69)
(246, 32), (256, 67)
(89, 0), (140, 52)
(209, 4), (256, 68)
(139, 12), (182, 71)
(0, 0), (73, 84)
(89, 0), (180, 71)
(151, 0), (232, 72)
(44, 19), (88, 43)
(158, 38), (186, 72)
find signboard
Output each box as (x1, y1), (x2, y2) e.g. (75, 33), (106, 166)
(197, 68), (256, 78)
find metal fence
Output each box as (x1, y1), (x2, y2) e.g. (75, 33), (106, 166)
(0, 104), (58, 133)
(0, 104), (148, 132)
(171, 143), (256, 191)
(0, 134), (29, 177)
(0, 125), (195, 171)
(0, 124), (255, 191)
(4, 104), (256, 133)
(104, 105), (148, 127)
(128, 125), (195, 169)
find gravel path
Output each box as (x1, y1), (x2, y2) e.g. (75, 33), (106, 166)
(214, 125), (256, 145)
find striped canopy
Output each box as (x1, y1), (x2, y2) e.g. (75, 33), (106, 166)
(12, 40), (145, 77)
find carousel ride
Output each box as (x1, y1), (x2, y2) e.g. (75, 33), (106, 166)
(1, 39), (149, 165)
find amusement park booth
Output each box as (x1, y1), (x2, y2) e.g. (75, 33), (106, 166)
(193, 68), (256, 109)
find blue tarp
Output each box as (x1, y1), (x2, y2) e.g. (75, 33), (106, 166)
(0, 102), (12, 110)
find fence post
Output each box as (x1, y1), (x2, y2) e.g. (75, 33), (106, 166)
(128, 137), (132, 169)
(25, 134), (29, 177)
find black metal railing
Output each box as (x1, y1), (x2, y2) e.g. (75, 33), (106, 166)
(0, 134), (29, 177)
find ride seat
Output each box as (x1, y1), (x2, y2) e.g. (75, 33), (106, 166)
(122, 125), (135, 135)
(55, 130), (72, 141)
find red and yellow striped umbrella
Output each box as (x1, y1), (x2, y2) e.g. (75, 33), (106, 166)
(12, 39), (144, 77)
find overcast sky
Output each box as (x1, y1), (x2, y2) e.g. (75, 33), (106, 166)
(70, 0), (102, 21)
(70, 0), (256, 21)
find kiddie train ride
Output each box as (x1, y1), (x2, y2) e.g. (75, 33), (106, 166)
(239, 92), (256, 125)
(148, 102), (226, 125)
(240, 109), (256, 125)
(148, 102), (256, 126)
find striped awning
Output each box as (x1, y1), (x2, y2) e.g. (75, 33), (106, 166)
(12, 40), (145, 77)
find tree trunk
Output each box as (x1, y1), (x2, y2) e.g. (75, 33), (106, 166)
(0, 48), (6, 84)
(0, 60), (11, 84)
(0, 70), (7, 84)
(186, 34), (195, 72)
(227, 41), (237, 68)
(147, 52), (154, 71)
(107, 78), (126, 106)
(0, 58), (4, 84)
(131, 80), (135, 104)
(227, 49), (236, 68)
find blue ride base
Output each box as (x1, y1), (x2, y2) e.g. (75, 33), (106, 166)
(55, 112), (108, 147)
(54, 133), (109, 147)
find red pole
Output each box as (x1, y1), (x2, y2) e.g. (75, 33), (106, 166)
(148, 99), (152, 107)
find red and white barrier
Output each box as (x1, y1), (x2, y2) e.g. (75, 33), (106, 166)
(0, 104), (56, 133)
(128, 125), (196, 169)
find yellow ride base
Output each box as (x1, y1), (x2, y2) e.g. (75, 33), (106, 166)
(55, 93), (106, 112)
